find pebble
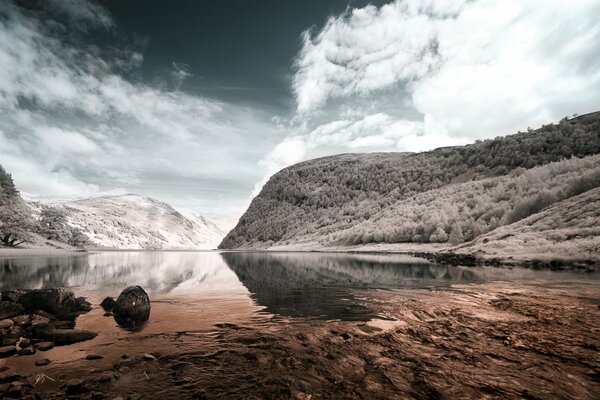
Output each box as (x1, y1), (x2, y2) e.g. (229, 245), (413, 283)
(0, 319), (14, 329)
(142, 353), (156, 361)
(85, 354), (104, 360)
(0, 345), (16, 358)
(16, 347), (36, 356)
(11, 315), (31, 327)
(35, 359), (51, 367)
(34, 341), (55, 351)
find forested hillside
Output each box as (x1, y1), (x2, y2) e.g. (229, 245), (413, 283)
(220, 112), (600, 255)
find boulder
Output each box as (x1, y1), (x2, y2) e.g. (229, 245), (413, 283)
(18, 289), (81, 317)
(100, 297), (115, 311)
(0, 291), (26, 303)
(113, 286), (151, 330)
(0, 302), (23, 320)
(76, 297), (92, 312)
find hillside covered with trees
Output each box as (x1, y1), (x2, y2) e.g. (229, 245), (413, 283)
(220, 112), (600, 261)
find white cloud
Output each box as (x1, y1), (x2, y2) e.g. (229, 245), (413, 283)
(292, 0), (600, 138)
(0, 1), (278, 224)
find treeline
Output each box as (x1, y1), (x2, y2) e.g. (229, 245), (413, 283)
(220, 112), (600, 248)
(0, 165), (88, 247)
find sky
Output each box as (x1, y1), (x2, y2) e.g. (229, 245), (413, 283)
(0, 0), (599, 230)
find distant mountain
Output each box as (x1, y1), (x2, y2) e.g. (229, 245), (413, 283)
(26, 193), (224, 250)
(219, 112), (600, 263)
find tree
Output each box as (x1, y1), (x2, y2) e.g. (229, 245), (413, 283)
(0, 197), (35, 247)
(429, 227), (448, 243)
(448, 223), (465, 245)
(39, 207), (69, 241)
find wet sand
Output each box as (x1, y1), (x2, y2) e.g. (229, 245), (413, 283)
(3, 280), (600, 399)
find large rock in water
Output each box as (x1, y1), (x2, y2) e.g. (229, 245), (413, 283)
(113, 286), (150, 330)
(18, 289), (81, 317)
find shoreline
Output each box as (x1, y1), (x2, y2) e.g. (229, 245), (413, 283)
(3, 279), (599, 399)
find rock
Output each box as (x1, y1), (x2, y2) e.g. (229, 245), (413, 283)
(0, 291), (25, 303)
(77, 297), (92, 312)
(0, 346), (16, 358)
(50, 320), (75, 329)
(142, 353), (156, 361)
(11, 315), (31, 327)
(35, 358), (51, 367)
(103, 312), (113, 317)
(18, 340), (31, 349)
(6, 381), (29, 398)
(6, 325), (24, 339)
(65, 378), (88, 394)
(18, 289), (82, 317)
(30, 314), (50, 326)
(113, 286), (151, 330)
(16, 347), (35, 356)
(100, 297), (115, 311)
(85, 354), (104, 360)
(0, 302), (24, 320)
(33, 341), (55, 351)
(32, 310), (55, 319)
(0, 371), (22, 383)
(96, 371), (115, 384)
(38, 329), (97, 345)
(1, 338), (17, 346)
(0, 319), (14, 329)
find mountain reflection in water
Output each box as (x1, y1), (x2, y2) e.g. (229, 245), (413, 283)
(1, 251), (595, 321)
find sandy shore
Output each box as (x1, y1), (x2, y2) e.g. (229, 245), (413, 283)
(3, 279), (599, 399)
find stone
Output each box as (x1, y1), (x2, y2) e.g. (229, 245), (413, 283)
(16, 347), (36, 356)
(113, 286), (151, 330)
(85, 354), (104, 360)
(100, 297), (115, 311)
(1, 338), (17, 346)
(33, 341), (55, 351)
(0, 302), (24, 320)
(11, 315), (31, 327)
(0, 371), (22, 384)
(65, 378), (88, 395)
(0, 291), (25, 303)
(35, 359), (51, 367)
(37, 329), (97, 345)
(18, 339), (31, 348)
(142, 353), (156, 361)
(0, 319), (14, 329)
(30, 315), (50, 326)
(18, 289), (81, 317)
(32, 310), (55, 319)
(0, 346), (16, 358)
(77, 297), (92, 312)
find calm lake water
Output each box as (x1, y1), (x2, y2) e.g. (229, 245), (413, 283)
(1, 251), (597, 322)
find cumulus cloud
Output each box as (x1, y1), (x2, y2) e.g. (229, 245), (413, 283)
(252, 0), (600, 191)
(0, 1), (278, 229)
(292, 0), (600, 138)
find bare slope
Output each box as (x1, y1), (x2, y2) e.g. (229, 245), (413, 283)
(220, 113), (600, 258)
(27, 193), (225, 250)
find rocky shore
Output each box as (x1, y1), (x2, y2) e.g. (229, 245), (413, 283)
(1, 280), (599, 399)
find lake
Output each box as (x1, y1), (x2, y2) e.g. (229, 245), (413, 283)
(2, 251), (600, 398)
(1, 251), (597, 323)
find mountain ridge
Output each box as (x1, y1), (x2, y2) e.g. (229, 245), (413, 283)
(219, 112), (600, 264)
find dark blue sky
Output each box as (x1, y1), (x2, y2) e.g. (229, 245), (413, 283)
(99, 0), (388, 110)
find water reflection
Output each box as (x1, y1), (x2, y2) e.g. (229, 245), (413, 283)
(221, 252), (478, 320)
(1, 251), (597, 322)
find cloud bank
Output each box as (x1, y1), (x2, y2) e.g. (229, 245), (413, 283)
(262, 0), (600, 180)
(0, 1), (279, 228)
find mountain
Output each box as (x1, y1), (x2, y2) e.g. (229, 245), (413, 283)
(219, 112), (600, 263)
(26, 193), (224, 250)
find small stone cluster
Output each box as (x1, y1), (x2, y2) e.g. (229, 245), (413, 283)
(0, 288), (96, 360)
